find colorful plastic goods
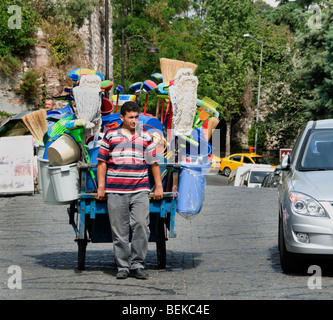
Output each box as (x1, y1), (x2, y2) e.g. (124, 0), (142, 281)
(151, 73), (163, 83)
(68, 68), (104, 82)
(142, 80), (157, 114)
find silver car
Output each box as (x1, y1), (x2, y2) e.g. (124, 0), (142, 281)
(278, 119), (333, 273)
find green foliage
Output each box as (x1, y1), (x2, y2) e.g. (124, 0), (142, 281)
(311, 3), (333, 117)
(264, 1), (333, 148)
(198, 0), (256, 124)
(0, 53), (20, 77)
(37, 0), (99, 29)
(248, 121), (267, 154)
(18, 70), (40, 104)
(42, 19), (83, 66)
(112, 0), (204, 111)
(0, 0), (38, 57)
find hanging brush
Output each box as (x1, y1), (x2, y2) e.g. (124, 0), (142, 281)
(22, 109), (48, 144)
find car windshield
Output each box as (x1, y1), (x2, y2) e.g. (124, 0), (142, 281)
(300, 129), (333, 170)
(252, 156), (270, 165)
(250, 171), (271, 184)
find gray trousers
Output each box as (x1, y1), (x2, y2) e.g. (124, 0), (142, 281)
(107, 192), (150, 272)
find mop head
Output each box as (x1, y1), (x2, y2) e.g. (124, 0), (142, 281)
(169, 68), (198, 136)
(73, 75), (102, 135)
(79, 74), (102, 89)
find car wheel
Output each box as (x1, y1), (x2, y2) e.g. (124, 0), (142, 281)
(278, 214), (302, 274)
(223, 167), (231, 177)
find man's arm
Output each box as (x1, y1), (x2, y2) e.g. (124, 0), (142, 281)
(96, 160), (107, 200)
(151, 162), (163, 200)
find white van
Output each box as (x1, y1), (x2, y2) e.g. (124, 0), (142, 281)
(239, 166), (275, 188)
(228, 164), (272, 187)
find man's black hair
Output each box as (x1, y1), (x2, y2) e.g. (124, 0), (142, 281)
(45, 97), (55, 103)
(121, 101), (139, 116)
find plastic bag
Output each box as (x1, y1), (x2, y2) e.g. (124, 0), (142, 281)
(176, 162), (210, 220)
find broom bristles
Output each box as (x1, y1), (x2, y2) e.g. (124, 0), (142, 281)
(22, 109), (48, 143)
(160, 58), (197, 83)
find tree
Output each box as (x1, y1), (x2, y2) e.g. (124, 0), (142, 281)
(0, 0), (38, 57)
(312, 2), (333, 117)
(111, 0), (204, 114)
(197, 0), (256, 156)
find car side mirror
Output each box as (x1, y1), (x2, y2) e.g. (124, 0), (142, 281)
(281, 154), (290, 170)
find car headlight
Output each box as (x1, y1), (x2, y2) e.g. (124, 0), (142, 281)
(289, 192), (329, 218)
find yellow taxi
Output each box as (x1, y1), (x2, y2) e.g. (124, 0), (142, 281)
(219, 152), (271, 176)
(210, 154), (221, 171)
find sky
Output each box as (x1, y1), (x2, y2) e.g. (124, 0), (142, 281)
(262, 0), (279, 6)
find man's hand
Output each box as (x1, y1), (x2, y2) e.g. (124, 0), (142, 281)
(153, 185), (163, 200)
(96, 186), (106, 200)
(151, 163), (163, 200)
(96, 161), (107, 201)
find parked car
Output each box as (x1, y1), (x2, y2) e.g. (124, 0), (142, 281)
(0, 111), (32, 137)
(228, 163), (271, 187)
(278, 119), (333, 273)
(219, 152), (271, 176)
(238, 166), (275, 188)
(210, 154), (221, 172)
(261, 166), (281, 188)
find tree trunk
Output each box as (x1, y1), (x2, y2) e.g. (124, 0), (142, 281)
(225, 118), (231, 156)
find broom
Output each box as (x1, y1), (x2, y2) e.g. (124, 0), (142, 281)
(22, 110), (48, 143)
(160, 58), (197, 83)
(207, 117), (219, 141)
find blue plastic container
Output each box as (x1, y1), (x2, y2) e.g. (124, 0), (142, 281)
(178, 128), (212, 162)
(86, 147), (100, 191)
(43, 139), (53, 159)
(177, 162), (211, 214)
(101, 113), (163, 135)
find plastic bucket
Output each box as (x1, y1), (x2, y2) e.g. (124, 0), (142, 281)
(48, 163), (80, 202)
(139, 114), (163, 134)
(101, 98), (114, 115)
(38, 157), (70, 205)
(47, 134), (81, 166)
(34, 144), (45, 192)
(177, 162), (211, 214)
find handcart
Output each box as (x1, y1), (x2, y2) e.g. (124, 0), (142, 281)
(66, 162), (180, 270)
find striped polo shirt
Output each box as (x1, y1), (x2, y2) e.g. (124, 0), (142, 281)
(97, 124), (158, 193)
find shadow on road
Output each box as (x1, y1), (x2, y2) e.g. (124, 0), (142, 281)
(27, 249), (202, 272)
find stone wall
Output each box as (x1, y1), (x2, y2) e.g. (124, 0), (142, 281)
(0, 3), (113, 117)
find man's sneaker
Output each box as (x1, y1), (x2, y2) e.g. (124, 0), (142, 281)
(131, 268), (149, 279)
(116, 270), (129, 279)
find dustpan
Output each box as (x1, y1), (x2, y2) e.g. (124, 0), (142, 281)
(142, 80), (157, 114)
(151, 73), (163, 83)
(129, 82), (142, 103)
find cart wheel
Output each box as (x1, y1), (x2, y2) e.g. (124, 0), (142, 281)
(77, 238), (88, 270)
(156, 218), (167, 269)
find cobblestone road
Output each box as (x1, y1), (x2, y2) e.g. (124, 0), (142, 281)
(1, 183), (333, 300)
